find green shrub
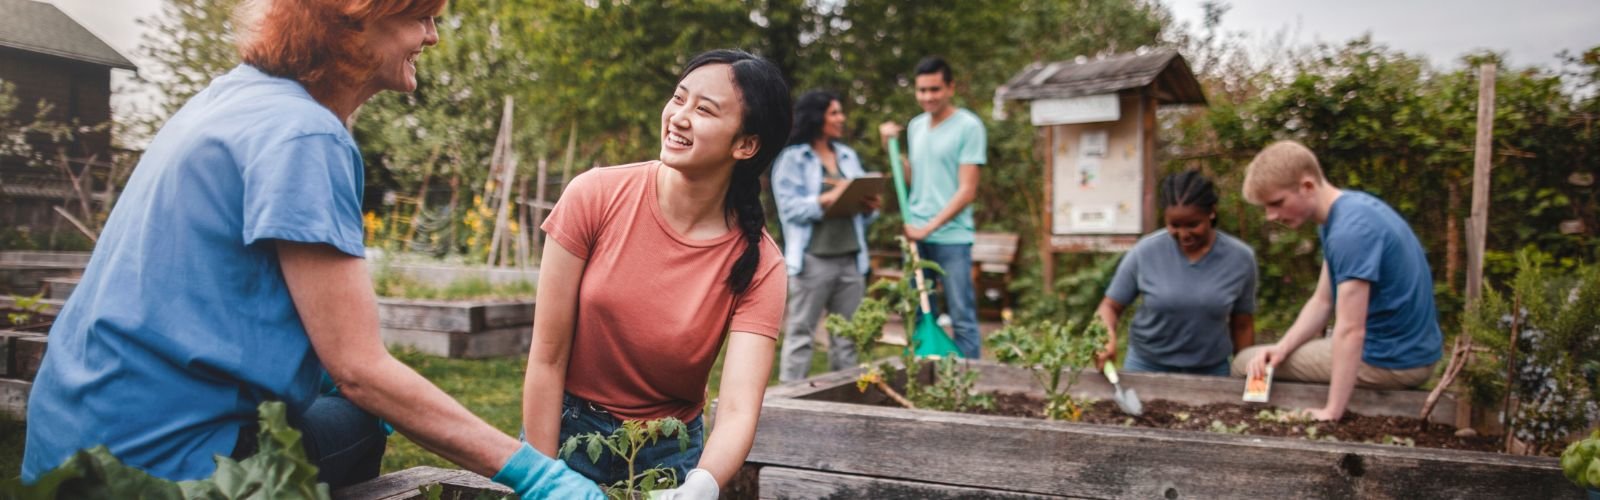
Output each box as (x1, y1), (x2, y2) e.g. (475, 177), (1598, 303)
(1462, 249), (1600, 454)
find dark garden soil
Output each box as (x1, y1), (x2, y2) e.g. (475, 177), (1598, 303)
(963, 391), (1525, 455)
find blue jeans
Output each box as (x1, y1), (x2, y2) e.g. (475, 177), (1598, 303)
(557, 393), (704, 486)
(1123, 348), (1231, 376)
(917, 242), (980, 359)
(236, 394), (386, 488)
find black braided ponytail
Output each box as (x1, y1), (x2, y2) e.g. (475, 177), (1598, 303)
(1160, 170), (1219, 215)
(678, 50), (792, 294)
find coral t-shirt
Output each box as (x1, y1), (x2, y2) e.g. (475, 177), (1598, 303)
(542, 161), (786, 421)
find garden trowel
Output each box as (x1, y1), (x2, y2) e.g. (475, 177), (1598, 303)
(1103, 361), (1144, 416)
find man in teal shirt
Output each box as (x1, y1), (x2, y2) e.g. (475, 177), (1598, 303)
(880, 56), (988, 358)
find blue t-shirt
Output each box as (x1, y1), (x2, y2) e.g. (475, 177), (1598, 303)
(23, 65), (365, 481)
(1320, 191), (1442, 369)
(1105, 230), (1257, 368)
(906, 108), (986, 244)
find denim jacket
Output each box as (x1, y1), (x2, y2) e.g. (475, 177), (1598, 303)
(771, 142), (877, 275)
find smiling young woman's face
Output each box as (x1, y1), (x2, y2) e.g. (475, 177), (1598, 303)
(1165, 204), (1215, 254)
(821, 100), (845, 140)
(659, 64), (754, 170)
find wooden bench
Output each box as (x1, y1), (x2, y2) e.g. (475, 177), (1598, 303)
(868, 231), (1020, 320)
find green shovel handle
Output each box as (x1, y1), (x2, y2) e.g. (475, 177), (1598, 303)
(887, 137), (910, 212)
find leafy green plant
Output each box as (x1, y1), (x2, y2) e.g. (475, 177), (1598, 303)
(1, 401), (330, 499)
(1207, 420), (1249, 435)
(987, 318), (1108, 421)
(1561, 430), (1600, 490)
(7, 292), (47, 326)
(558, 418), (689, 499)
(913, 357), (994, 413)
(826, 237), (988, 412)
(1255, 409), (1311, 425)
(1461, 249), (1600, 454)
(1378, 435), (1416, 448)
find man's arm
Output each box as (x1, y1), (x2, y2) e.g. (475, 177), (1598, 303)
(1246, 262), (1334, 378)
(1312, 279), (1370, 421)
(277, 241), (517, 476)
(905, 164), (979, 240)
(523, 241), (586, 456)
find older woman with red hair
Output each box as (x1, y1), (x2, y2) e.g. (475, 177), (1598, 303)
(21, 1), (600, 497)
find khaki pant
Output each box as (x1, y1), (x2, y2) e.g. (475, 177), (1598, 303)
(1230, 338), (1434, 389)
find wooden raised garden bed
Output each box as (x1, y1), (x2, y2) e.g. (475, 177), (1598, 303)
(0, 295), (60, 419)
(743, 360), (1579, 499)
(377, 298), (534, 358)
(333, 466), (510, 500)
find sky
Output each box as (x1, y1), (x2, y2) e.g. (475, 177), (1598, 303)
(40, 0), (1600, 134)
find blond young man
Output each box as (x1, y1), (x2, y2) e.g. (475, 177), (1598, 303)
(1232, 141), (1442, 421)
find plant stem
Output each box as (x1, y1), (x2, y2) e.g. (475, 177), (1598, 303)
(1502, 294), (1521, 454)
(875, 380), (916, 409)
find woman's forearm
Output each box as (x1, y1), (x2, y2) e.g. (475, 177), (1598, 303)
(697, 398), (761, 485)
(521, 360), (567, 456)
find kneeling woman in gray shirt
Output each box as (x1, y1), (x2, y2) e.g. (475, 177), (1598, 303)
(1094, 171), (1258, 376)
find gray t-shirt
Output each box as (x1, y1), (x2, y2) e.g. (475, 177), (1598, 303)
(1105, 229), (1258, 368)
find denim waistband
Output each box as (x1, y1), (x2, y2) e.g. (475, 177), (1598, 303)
(563, 393), (611, 415)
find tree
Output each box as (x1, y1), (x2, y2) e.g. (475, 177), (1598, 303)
(132, 0), (242, 138)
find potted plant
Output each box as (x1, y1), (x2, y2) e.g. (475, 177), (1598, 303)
(1563, 430), (1600, 499)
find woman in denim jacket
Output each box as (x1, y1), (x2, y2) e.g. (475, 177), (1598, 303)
(771, 90), (881, 382)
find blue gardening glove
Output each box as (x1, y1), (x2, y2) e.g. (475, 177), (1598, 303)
(649, 468), (719, 500)
(492, 442), (605, 500)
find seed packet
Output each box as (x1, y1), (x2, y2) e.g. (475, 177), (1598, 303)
(1243, 366), (1273, 403)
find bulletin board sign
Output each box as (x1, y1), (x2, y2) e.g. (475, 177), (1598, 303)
(1048, 93), (1147, 237)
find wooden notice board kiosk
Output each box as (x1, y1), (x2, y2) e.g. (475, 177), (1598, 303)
(993, 50), (1207, 288)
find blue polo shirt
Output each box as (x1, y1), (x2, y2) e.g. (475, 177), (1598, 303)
(23, 65), (365, 481)
(1320, 191), (1442, 369)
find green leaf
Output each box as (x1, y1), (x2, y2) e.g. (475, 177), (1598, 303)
(1, 401), (327, 499)
(585, 436), (605, 465)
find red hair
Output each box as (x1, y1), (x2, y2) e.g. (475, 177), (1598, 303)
(237, 0), (447, 103)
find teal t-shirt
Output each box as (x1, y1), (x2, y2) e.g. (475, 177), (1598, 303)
(906, 108), (986, 244)
(1320, 191), (1442, 369)
(23, 65), (364, 482)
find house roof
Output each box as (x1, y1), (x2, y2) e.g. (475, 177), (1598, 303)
(995, 49), (1204, 106)
(0, 0), (136, 71)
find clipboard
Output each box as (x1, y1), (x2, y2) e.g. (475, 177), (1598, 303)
(822, 173), (886, 217)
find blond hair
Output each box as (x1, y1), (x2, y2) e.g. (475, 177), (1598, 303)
(1242, 140), (1326, 204)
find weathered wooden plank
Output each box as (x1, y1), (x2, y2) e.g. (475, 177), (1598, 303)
(748, 397), (1577, 499)
(41, 277), (77, 301)
(12, 335), (48, 381)
(376, 299), (535, 334)
(0, 331), (30, 377)
(0, 251), (92, 267)
(479, 301), (534, 329)
(0, 378), (31, 419)
(381, 326), (530, 358)
(377, 299), (484, 333)
(0, 264), (81, 295)
(759, 467), (1085, 499)
(333, 466), (509, 500)
(787, 360), (1462, 426)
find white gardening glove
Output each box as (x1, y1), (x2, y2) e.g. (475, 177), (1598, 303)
(649, 468), (718, 500)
